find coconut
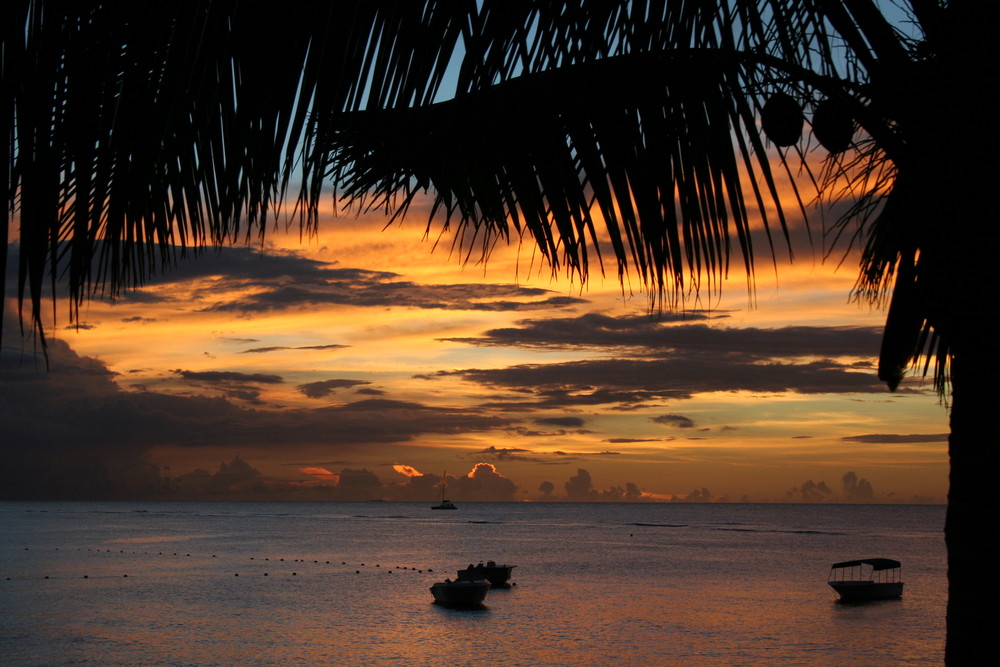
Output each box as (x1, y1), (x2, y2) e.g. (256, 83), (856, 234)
(761, 93), (803, 147)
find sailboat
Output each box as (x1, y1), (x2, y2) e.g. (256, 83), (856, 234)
(431, 471), (457, 510)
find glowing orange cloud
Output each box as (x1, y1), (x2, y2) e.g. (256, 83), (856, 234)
(300, 467), (338, 484)
(393, 464), (423, 477)
(466, 462), (502, 478)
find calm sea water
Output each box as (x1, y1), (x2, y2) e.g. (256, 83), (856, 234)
(1, 502), (945, 666)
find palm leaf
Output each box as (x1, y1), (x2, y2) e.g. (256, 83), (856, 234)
(2, 0), (950, 388)
(4, 0), (469, 342)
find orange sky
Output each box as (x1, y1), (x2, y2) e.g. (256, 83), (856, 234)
(1, 188), (949, 503)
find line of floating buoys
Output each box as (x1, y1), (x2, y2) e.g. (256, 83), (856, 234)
(4, 547), (439, 581)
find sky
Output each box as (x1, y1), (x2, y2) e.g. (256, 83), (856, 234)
(1, 186), (950, 503)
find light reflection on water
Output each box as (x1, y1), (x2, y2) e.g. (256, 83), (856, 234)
(1, 502), (944, 665)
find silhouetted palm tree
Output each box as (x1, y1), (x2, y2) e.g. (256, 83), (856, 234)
(3, 2), (993, 661)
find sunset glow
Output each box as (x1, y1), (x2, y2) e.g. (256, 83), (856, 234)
(2, 193), (948, 503)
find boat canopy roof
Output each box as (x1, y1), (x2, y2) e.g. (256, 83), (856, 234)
(830, 558), (901, 570)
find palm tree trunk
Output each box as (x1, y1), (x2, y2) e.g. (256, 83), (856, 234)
(945, 330), (997, 663)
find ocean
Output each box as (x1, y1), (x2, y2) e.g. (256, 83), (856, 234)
(1, 502), (945, 665)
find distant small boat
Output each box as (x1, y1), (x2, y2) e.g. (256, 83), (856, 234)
(456, 561), (516, 587)
(430, 578), (489, 608)
(431, 471), (457, 510)
(828, 558), (904, 601)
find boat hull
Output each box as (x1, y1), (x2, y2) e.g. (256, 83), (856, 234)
(456, 563), (515, 587)
(829, 581), (904, 601)
(430, 579), (490, 608)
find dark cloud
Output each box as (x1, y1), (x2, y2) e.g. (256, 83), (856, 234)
(337, 468), (383, 489)
(171, 369), (285, 405)
(473, 445), (537, 462)
(450, 463), (518, 501)
(476, 387), (678, 411)
(127, 246), (591, 314)
(174, 370), (284, 384)
(290, 461), (657, 502)
(434, 315), (911, 424)
(146, 245), (334, 286)
(604, 438), (664, 443)
(11, 243), (588, 315)
(601, 482), (643, 501)
(388, 471), (442, 501)
(785, 479), (834, 502)
(535, 416), (586, 428)
(297, 378), (372, 399)
(432, 355), (885, 412)
(842, 433), (949, 444)
(565, 468), (598, 500)
(381, 465), (520, 502)
(3, 243), (332, 306)
(671, 487), (713, 502)
(443, 314), (882, 359)
(149, 462), (395, 501)
(205, 282), (586, 314)
(470, 445), (618, 464)
(783, 472), (879, 503)
(241, 344), (348, 354)
(504, 425), (588, 438)
(651, 414), (697, 428)
(0, 336), (511, 500)
(559, 467), (641, 501)
(175, 456), (263, 498)
(842, 471), (875, 502)
(442, 312), (711, 348)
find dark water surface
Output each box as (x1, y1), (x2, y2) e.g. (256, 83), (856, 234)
(1, 502), (945, 665)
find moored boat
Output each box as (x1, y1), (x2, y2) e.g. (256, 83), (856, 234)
(431, 471), (457, 510)
(430, 578), (490, 608)
(456, 560), (516, 587)
(828, 558), (903, 601)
